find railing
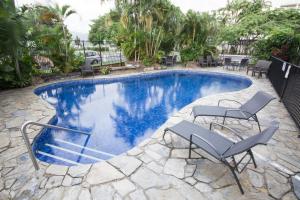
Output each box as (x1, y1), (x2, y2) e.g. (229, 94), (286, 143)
(21, 121), (90, 170)
(268, 56), (300, 132)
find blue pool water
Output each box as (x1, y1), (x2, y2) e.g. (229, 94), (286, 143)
(33, 70), (251, 165)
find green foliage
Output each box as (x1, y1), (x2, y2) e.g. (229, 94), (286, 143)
(89, 0), (185, 62)
(0, 53), (33, 89)
(24, 4), (77, 72)
(252, 8), (300, 64)
(154, 50), (165, 63)
(142, 58), (154, 66)
(0, 2), (77, 89)
(100, 66), (111, 75)
(90, 1), (219, 63)
(0, 0), (32, 88)
(252, 27), (300, 62)
(218, 0), (300, 64)
(180, 46), (201, 64)
(70, 52), (85, 72)
(89, 10), (121, 44)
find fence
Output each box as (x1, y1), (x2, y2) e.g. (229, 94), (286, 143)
(268, 56), (300, 131)
(72, 40), (126, 67)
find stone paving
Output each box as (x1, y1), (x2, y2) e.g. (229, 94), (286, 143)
(0, 67), (300, 200)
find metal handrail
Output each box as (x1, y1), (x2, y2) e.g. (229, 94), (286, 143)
(21, 121), (90, 170)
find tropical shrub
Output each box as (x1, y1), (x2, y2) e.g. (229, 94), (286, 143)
(252, 9), (300, 64)
(218, 0), (300, 64)
(100, 66), (111, 75)
(0, 2), (77, 89)
(70, 53), (85, 72)
(90, 0), (184, 63)
(0, 1), (33, 88)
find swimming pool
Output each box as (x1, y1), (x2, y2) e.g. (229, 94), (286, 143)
(33, 70), (252, 166)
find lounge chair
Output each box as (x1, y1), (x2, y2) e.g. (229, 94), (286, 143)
(192, 91), (275, 132)
(163, 120), (279, 194)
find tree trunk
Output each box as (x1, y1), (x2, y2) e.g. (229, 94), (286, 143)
(192, 24), (196, 42)
(11, 0), (21, 80)
(134, 0), (138, 62)
(62, 24), (68, 63)
(153, 29), (161, 57)
(13, 50), (21, 80)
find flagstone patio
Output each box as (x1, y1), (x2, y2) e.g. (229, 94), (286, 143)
(0, 67), (299, 200)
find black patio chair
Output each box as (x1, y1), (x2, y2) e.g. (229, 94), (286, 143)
(237, 58), (249, 71)
(214, 56), (223, 66)
(172, 55), (177, 65)
(192, 91), (275, 132)
(165, 56), (174, 66)
(251, 60), (272, 78)
(247, 60), (271, 76)
(198, 56), (208, 67)
(160, 57), (166, 65)
(163, 120), (279, 194)
(207, 55), (217, 67)
(80, 65), (94, 77)
(224, 57), (232, 70)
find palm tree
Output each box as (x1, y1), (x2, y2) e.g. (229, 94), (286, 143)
(49, 4), (76, 63)
(0, 0), (24, 80)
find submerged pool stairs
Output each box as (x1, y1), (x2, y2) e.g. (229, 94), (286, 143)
(21, 121), (116, 169)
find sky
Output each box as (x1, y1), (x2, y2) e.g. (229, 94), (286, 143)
(15, 0), (288, 40)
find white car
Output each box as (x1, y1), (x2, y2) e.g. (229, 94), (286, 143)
(85, 50), (102, 65)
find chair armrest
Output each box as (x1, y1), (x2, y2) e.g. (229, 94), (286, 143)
(190, 134), (221, 156)
(252, 66), (262, 71)
(218, 99), (242, 107)
(209, 122), (244, 141)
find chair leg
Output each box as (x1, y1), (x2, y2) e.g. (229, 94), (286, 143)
(193, 116), (197, 123)
(231, 166), (244, 194)
(248, 150), (257, 168)
(162, 130), (167, 141)
(232, 156), (238, 170)
(224, 160), (244, 194)
(222, 116), (226, 126)
(253, 114), (261, 132)
(189, 137), (192, 159)
(257, 120), (261, 133)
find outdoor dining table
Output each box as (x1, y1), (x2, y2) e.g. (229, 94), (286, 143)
(231, 59), (241, 66)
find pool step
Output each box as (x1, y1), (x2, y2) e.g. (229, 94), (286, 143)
(54, 138), (116, 157)
(45, 143), (103, 162)
(36, 150), (83, 166)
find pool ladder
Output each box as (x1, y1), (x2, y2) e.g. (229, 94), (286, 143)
(21, 121), (90, 170)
